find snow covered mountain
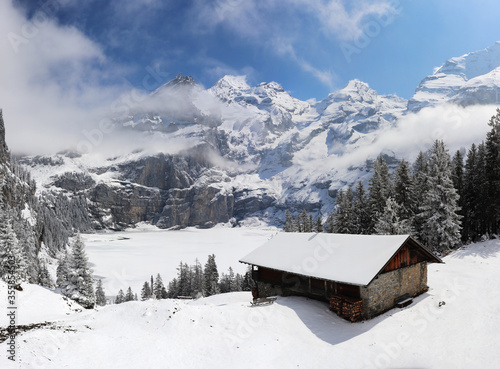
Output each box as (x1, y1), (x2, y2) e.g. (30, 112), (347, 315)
(18, 42), (500, 230)
(20, 74), (407, 229)
(408, 41), (500, 111)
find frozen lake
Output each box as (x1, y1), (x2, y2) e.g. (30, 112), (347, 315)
(83, 224), (277, 296)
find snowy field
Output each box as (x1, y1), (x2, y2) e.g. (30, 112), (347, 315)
(82, 224), (278, 297)
(1, 231), (500, 368)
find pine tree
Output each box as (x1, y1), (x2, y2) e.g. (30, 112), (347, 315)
(95, 279), (106, 306)
(284, 210), (294, 232)
(37, 262), (53, 288)
(141, 281), (152, 300)
(219, 272), (228, 293)
(476, 143), (489, 237)
(294, 213), (302, 232)
(368, 156), (393, 232)
(452, 150), (465, 237)
(411, 151), (429, 240)
(153, 273), (166, 299)
(352, 181), (371, 234)
(299, 210), (310, 232)
(115, 289), (125, 304)
(177, 262), (192, 297)
(190, 258), (204, 297)
(203, 254), (220, 296)
(485, 108), (500, 235)
(463, 143), (488, 241)
(0, 215), (28, 285)
(462, 144), (477, 240)
(324, 213), (335, 233)
(124, 286), (135, 302)
(420, 140), (462, 252)
(220, 267), (236, 293)
(393, 159), (414, 221)
(56, 250), (70, 289)
(332, 188), (355, 233)
(241, 266), (255, 291)
(374, 197), (412, 235)
(315, 216), (323, 233)
(234, 273), (243, 292)
(62, 235), (95, 308)
(167, 278), (178, 298)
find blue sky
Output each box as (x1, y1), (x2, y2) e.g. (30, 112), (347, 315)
(11, 0), (500, 101)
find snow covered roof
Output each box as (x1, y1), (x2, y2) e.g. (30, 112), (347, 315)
(239, 233), (440, 286)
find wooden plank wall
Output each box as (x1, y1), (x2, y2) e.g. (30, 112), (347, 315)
(383, 242), (429, 273)
(259, 267), (283, 284)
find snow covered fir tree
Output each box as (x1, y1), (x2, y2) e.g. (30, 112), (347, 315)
(56, 235), (95, 308)
(95, 279), (107, 306)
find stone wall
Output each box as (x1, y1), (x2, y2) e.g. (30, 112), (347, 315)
(360, 262), (428, 319)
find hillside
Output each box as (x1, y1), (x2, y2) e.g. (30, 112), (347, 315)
(1, 233), (499, 369)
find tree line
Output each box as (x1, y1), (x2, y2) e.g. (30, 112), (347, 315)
(111, 254), (254, 305)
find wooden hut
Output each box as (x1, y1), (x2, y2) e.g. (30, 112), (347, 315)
(239, 232), (442, 321)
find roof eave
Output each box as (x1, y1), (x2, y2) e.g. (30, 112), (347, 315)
(239, 260), (367, 287)
(366, 235), (444, 286)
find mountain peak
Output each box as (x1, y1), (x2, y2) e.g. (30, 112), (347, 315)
(209, 75), (251, 103)
(409, 41), (500, 111)
(434, 41), (500, 80)
(256, 81), (285, 92)
(151, 73), (196, 96)
(324, 79), (378, 105)
(165, 73), (196, 88)
(214, 75), (250, 91)
(345, 79), (371, 91)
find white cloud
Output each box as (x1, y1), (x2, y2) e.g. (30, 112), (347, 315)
(330, 104), (495, 171)
(302, 0), (398, 41)
(0, 1), (125, 155)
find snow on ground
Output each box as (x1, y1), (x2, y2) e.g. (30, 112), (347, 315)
(82, 224), (278, 296)
(0, 283), (85, 327)
(1, 233), (500, 368)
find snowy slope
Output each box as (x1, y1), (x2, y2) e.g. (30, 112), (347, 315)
(1, 230), (500, 368)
